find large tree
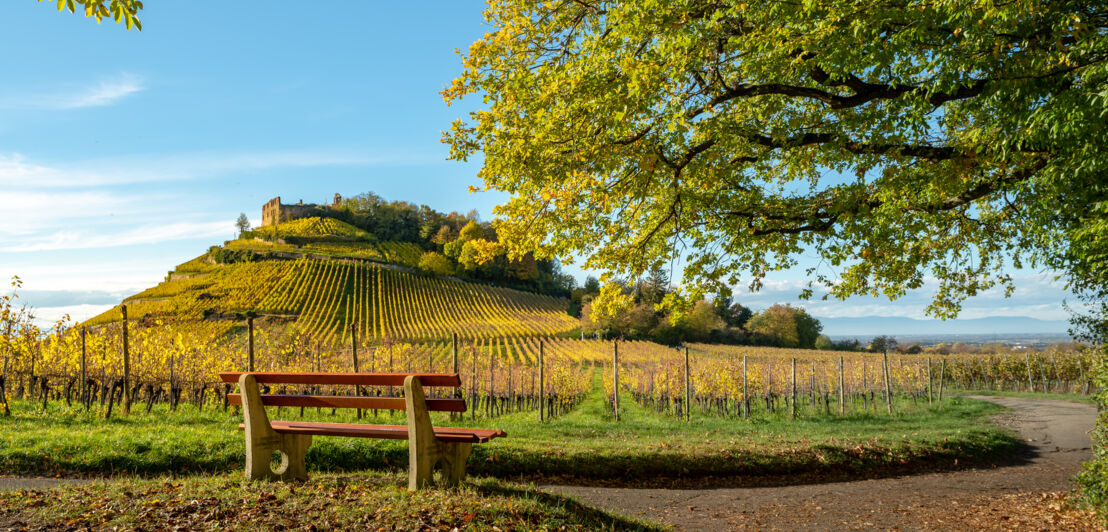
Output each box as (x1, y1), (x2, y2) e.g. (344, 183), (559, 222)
(445, 0), (1108, 508)
(444, 0), (1107, 319)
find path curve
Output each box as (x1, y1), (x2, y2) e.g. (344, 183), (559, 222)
(542, 396), (1097, 531)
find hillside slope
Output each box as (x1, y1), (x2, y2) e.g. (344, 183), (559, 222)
(86, 221), (579, 342)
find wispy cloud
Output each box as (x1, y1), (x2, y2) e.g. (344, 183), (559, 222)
(0, 72), (144, 110)
(0, 148), (440, 188)
(6, 220), (232, 252)
(0, 189), (150, 236)
(726, 272), (1075, 321)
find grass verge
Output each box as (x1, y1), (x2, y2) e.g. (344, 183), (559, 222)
(953, 389), (1098, 404)
(0, 472), (662, 531)
(0, 381), (1023, 487)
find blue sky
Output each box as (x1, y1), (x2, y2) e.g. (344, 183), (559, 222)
(0, 2), (1075, 331)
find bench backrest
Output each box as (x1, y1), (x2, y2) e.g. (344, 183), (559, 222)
(218, 372), (466, 413)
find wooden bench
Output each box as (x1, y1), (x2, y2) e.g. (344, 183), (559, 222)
(218, 371), (506, 490)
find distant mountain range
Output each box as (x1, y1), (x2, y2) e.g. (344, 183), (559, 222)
(818, 316), (1071, 337)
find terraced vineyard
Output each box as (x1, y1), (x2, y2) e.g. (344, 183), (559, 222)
(88, 258), (578, 343)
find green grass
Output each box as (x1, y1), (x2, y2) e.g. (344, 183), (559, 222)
(0, 378), (1022, 487)
(952, 388), (1098, 404)
(0, 473), (662, 531)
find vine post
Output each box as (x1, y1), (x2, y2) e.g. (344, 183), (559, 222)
(938, 358), (946, 403)
(927, 357), (933, 405)
(539, 339), (545, 422)
(451, 332), (459, 421)
(351, 322), (361, 419)
(247, 316), (255, 372)
(790, 358), (797, 419)
(882, 351), (892, 414)
(121, 304), (131, 416)
(839, 356), (845, 415)
(1026, 353), (1035, 392)
(683, 346), (691, 422)
(80, 327), (87, 402)
(612, 340), (620, 422)
(742, 355), (749, 419)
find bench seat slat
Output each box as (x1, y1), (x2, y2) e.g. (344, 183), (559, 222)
(227, 393), (466, 412)
(239, 421), (507, 444)
(219, 372), (461, 387)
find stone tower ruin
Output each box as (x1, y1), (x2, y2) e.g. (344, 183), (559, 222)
(261, 194), (343, 227)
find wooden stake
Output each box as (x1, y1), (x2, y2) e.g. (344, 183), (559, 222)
(742, 355), (749, 419)
(451, 333), (459, 421)
(539, 339), (545, 422)
(121, 304), (131, 416)
(247, 317), (255, 372)
(684, 346), (691, 422)
(80, 327), (87, 402)
(791, 357), (797, 419)
(1025, 353), (1035, 392)
(927, 358), (933, 405)
(612, 340), (620, 422)
(882, 351), (892, 414)
(938, 358), (946, 402)
(352, 322), (361, 419)
(838, 356), (845, 415)
(1079, 356), (1087, 395)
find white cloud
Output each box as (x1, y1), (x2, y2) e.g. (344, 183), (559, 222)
(0, 148), (436, 188)
(0, 72), (144, 110)
(0, 189), (147, 235)
(5, 220), (232, 252)
(726, 271), (1075, 321)
(0, 261), (166, 294)
(25, 304), (116, 328)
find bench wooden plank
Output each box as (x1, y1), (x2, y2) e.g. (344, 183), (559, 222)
(240, 421), (506, 444)
(227, 393), (467, 412)
(219, 372), (462, 387)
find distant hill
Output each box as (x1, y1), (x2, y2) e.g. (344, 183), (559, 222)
(819, 315), (1071, 337)
(84, 215), (580, 343)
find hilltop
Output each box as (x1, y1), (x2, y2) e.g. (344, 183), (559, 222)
(84, 193), (581, 343)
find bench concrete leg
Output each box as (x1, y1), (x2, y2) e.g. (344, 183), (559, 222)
(278, 434), (312, 481)
(240, 373), (313, 482)
(443, 442), (472, 487)
(245, 433), (312, 482)
(245, 436), (280, 481)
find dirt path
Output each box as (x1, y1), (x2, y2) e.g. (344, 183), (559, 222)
(542, 396), (1098, 531)
(0, 477), (87, 492)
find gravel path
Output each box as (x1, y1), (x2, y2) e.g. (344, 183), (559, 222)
(542, 396), (1097, 531)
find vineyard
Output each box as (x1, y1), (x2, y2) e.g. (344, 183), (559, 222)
(85, 258), (578, 342)
(0, 302), (1096, 425)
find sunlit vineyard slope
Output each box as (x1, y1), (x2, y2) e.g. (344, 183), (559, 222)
(86, 255), (578, 343)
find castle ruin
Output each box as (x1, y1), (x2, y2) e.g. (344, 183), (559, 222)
(261, 193), (343, 226)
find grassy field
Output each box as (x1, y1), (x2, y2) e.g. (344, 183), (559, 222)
(0, 379), (1021, 487)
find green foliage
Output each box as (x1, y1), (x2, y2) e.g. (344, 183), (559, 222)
(417, 251), (454, 277)
(745, 304), (822, 348)
(233, 213), (250, 238)
(747, 305), (801, 348)
(869, 335), (899, 353)
(458, 220), (483, 242)
(209, 247), (258, 265)
(42, 0), (142, 30)
(445, 0), (1108, 320)
(1077, 344), (1108, 512)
